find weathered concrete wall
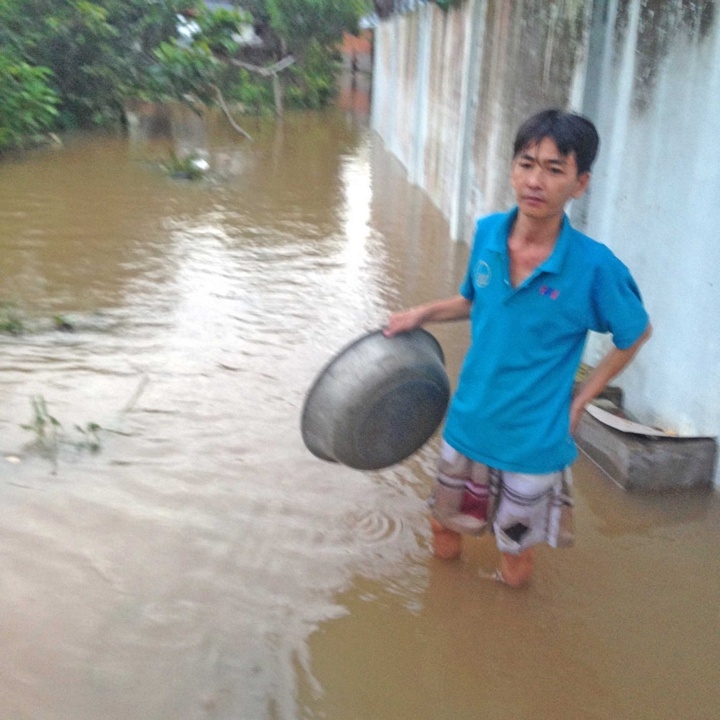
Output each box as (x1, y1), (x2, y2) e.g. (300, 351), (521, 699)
(371, 0), (720, 484)
(372, 5), (477, 228)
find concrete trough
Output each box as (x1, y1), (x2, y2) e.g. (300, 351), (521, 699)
(576, 404), (718, 493)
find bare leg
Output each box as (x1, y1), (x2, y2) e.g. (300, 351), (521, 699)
(499, 548), (534, 587)
(429, 516), (462, 560)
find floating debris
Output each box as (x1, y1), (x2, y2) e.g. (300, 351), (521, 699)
(163, 150), (210, 180)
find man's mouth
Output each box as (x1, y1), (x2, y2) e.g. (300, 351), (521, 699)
(523, 195), (545, 206)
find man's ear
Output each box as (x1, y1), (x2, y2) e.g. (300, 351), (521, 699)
(572, 172), (591, 198)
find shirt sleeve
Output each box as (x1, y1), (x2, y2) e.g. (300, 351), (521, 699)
(459, 217), (493, 300)
(459, 222), (480, 300)
(590, 250), (650, 349)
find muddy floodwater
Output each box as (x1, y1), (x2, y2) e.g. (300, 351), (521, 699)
(1, 94), (719, 720)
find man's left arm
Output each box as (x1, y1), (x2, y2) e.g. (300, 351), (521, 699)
(570, 323), (653, 433)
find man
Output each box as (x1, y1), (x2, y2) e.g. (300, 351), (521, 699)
(384, 109), (651, 587)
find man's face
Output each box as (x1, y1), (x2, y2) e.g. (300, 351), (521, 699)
(510, 137), (590, 221)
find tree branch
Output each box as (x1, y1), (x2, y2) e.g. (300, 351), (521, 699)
(231, 55), (296, 77)
(210, 84), (253, 141)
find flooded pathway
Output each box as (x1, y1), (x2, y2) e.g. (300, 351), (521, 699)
(1, 96), (718, 720)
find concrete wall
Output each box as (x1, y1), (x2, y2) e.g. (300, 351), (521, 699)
(371, 0), (720, 484)
(372, 4), (470, 230)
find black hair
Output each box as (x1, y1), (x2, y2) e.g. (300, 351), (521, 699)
(513, 109), (600, 174)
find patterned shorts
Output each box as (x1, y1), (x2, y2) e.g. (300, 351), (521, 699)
(428, 441), (574, 554)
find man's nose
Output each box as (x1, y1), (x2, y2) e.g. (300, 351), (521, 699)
(527, 165), (543, 187)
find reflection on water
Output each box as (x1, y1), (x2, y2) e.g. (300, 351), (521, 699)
(0, 101), (459, 720)
(1, 94), (719, 720)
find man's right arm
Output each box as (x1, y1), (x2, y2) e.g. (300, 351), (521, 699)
(384, 295), (472, 337)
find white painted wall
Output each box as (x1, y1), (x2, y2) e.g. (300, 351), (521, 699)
(581, 1), (720, 485)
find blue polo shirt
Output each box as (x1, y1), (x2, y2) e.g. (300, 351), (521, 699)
(443, 208), (649, 474)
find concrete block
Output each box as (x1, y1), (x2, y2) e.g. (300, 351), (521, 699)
(576, 408), (718, 493)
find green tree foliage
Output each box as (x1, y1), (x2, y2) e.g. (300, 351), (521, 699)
(285, 39), (338, 110)
(265, 0), (368, 53)
(0, 0), (372, 145)
(149, 40), (221, 106)
(0, 0), (202, 128)
(0, 51), (59, 152)
(239, 0), (371, 109)
(195, 6), (251, 57)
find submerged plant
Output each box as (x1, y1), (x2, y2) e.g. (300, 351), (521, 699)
(74, 422), (102, 453)
(21, 395), (63, 472)
(18, 377), (148, 473)
(53, 314), (75, 332)
(21, 396), (104, 473)
(22, 395), (62, 445)
(0, 302), (24, 335)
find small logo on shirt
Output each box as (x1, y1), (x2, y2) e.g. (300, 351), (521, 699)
(476, 261), (491, 288)
(540, 285), (560, 300)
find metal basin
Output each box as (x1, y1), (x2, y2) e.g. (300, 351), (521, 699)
(301, 329), (450, 470)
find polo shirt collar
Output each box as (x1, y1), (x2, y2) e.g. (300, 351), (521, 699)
(487, 206), (572, 276)
(542, 213), (572, 274)
(487, 208), (517, 254)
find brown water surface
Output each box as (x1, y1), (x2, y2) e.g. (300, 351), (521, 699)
(0, 101), (718, 720)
